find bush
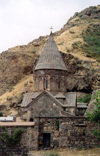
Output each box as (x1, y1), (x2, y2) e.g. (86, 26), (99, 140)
(72, 41), (82, 49)
(86, 90), (100, 139)
(77, 94), (91, 103)
(31, 50), (36, 53)
(18, 93), (23, 103)
(0, 112), (3, 117)
(0, 128), (23, 148)
(9, 86), (14, 92)
(93, 129), (100, 139)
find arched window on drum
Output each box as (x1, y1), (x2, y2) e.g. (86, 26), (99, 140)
(58, 78), (61, 89)
(45, 79), (48, 89)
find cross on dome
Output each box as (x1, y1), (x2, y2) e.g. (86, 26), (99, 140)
(50, 26), (53, 35)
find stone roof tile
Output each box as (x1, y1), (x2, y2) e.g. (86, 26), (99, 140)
(21, 92), (40, 107)
(64, 92), (77, 107)
(35, 36), (67, 71)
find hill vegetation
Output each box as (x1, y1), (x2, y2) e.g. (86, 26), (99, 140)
(82, 24), (100, 60)
(87, 90), (100, 139)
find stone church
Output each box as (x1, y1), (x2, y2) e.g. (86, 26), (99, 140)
(20, 33), (87, 122)
(11, 32), (98, 150)
(0, 33), (98, 153)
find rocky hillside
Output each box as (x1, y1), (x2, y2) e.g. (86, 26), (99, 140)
(0, 5), (100, 115)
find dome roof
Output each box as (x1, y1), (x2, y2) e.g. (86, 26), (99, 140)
(35, 35), (67, 71)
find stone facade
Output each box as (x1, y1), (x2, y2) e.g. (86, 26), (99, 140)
(20, 91), (74, 122)
(0, 117), (98, 154)
(37, 117), (99, 149)
(33, 69), (67, 92)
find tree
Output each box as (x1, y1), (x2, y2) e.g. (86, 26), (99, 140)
(0, 127), (23, 156)
(87, 90), (100, 139)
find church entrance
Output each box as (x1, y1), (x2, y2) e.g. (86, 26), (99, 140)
(43, 133), (51, 149)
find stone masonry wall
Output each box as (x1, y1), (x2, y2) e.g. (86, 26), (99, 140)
(34, 69), (67, 92)
(38, 117), (99, 149)
(0, 117), (99, 154)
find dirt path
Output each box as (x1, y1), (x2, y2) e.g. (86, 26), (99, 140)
(29, 148), (100, 156)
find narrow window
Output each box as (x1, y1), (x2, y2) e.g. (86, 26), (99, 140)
(45, 79), (48, 89)
(58, 80), (61, 89)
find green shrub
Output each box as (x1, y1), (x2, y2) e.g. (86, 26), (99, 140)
(72, 41), (82, 49)
(69, 30), (75, 34)
(77, 64), (83, 69)
(31, 50), (36, 53)
(18, 93), (23, 103)
(66, 48), (71, 52)
(82, 24), (100, 60)
(77, 94), (91, 103)
(36, 54), (40, 58)
(93, 129), (100, 139)
(0, 128), (23, 148)
(9, 86), (14, 92)
(0, 112), (3, 117)
(86, 90), (100, 139)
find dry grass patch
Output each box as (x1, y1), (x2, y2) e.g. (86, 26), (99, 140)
(30, 148), (100, 156)
(0, 74), (34, 106)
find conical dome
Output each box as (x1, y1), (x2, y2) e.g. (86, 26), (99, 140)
(35, 35), (67, 71)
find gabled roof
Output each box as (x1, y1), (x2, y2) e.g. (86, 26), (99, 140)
(77, 102), (87, 108)
(21, 92), (40, 107)
(22, 91), (64, 108)
(64, 92), (77, 107)
(55, 92), (66, 99)
(35, 35), (67, 71)
(21, 90), (74, 117)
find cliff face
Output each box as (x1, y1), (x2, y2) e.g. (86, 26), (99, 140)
(0, 5), (100, 115)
